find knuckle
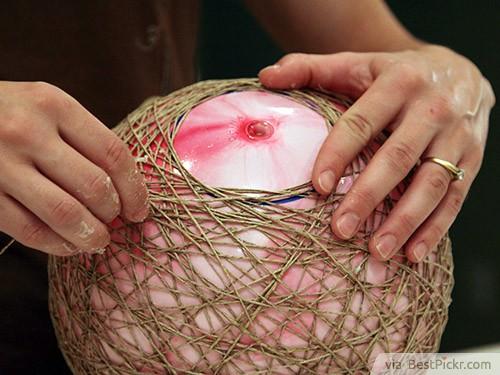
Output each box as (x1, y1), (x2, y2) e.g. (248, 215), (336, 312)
(21, 221), (47, 246)
(469, 149), (485, 175)
(27, 82), (75, 117)
(84, 173), (110, 203)
(427, 169), (450, 199)
(340, 112), (374, 145)
(0, 111), (36, 145)
(0, 115), (31, 145)
(483, 77), (496, 107)
(348, 187), (378, 210)
(393, 62), (425, 90)
(384, 141), (418, 173)
(351, 63), (374, 90)
(446, 190), (465, 217)
(456, 122), (475, 140)
(27, 81), (58, 96)
(427, 223), (445, 242)
(51, 199), (81, 226)
(29, 82), (63, 110)
(26, 81), (54, 92)
(427, 95), (458, 123)
(398, 213), (418, 234)
(104, 137), (129, 173)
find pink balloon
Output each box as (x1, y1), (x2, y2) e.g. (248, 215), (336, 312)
(173, 91), (329, 191)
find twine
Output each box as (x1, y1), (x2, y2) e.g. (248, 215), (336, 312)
(48, 79), (454, 374)
(0, 237), (15, 255)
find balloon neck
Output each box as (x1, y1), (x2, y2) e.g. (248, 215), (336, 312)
(245, 120), (274, 141)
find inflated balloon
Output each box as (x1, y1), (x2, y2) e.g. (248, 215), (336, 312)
(48, 79), (453, 374)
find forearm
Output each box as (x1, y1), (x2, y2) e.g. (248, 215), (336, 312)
(245, 0), (424, 53)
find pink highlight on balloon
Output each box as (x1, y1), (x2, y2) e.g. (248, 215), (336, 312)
(174, 91), (329, 191)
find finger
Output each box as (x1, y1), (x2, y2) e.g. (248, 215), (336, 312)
(330, 113), (437, 240)
(0, 193), (80, 256)
(311, 64), (425, 199)
(35, 137), (121, 223)
(404, 155), (477, 263)
(2, 165), (110, 252)
(259, 52), (379, 96)
(53, 98), (149, 222)
(367, 157), (456, 261)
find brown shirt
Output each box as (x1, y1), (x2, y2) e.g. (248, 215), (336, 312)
(0, 1), (199, 372)
(0, 0), (199, 125)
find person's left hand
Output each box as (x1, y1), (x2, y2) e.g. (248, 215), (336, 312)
(259, 45), (495, 263)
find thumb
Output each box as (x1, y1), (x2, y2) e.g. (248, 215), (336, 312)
(258, 52), (378, 98)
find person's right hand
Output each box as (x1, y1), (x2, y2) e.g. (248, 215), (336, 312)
(0, 81), (150, 256)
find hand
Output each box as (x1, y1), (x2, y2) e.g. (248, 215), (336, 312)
(0, 82), (149, 256)
(259, 45), (495, 263)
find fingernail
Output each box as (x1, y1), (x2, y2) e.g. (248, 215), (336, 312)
(77, 221), (95, 240)
(413, 242), (428, 262)
(62, 242), (78, 255)
(111, 191), (120, 205)
(131, 205), (150, 222)
(128, 168), (142, 183)
(98, 231), (111, 248)
(336, 212), (360, 238)
(259, 64), (280, 74)
(376, 234), (398, 260)
(111, 204), (121, 218)
(318, 170), (336, 194)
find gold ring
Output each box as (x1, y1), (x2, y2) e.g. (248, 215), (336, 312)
(422, 157), (465, 181)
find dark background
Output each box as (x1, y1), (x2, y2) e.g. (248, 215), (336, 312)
(200, 0), (500, 352)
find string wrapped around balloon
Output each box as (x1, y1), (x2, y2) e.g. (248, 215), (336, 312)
(48, 79), (454, 374)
